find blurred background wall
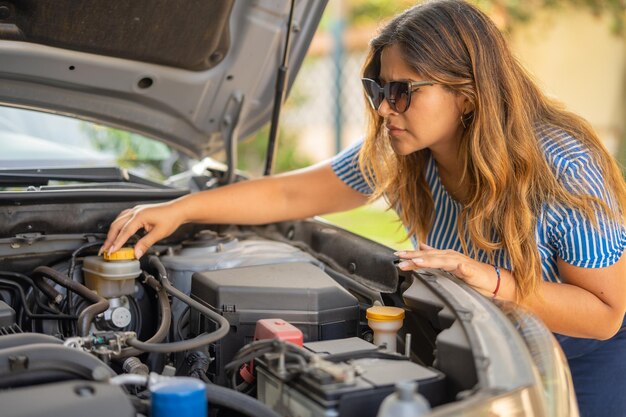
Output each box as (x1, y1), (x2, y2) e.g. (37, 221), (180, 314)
(510, 8), (625, 156)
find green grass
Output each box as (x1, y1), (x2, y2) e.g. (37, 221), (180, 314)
(320, 205), (414, 251)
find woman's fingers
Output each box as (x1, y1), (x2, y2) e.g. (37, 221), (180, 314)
(100, 211), (135, 254)
(132, 225), (168, 259)
(397, 254), (460, 272)
(394, 247), (439, 259)
(396, 250), (477, 280)
(101, 205), (153, 255)
(108, 214), (145, 254)
(396, 249), (499, 297)
(394, 247), (500, 298)
(100, 203), (183, 258)
(393, 242), (434, 259)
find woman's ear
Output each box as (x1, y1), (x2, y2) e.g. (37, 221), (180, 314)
(462, 97), (475, 115)
(458, 95), (475, 129)
(455, 94), (475, 116)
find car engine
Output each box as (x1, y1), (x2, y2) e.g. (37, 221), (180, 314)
(0, 218), (452, 417)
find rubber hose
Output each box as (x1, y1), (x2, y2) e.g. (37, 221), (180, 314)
(32, 266), (109, 336)
(115, 274), (171, 359)
(0, 279), (76, 320)
(0, 332), (63, 349)
(0, 368), (85, 389)
(123, 257), (229, 353)
(0, 270), (62, 305)
(205, 383), (282, 417)
(67, 240), (104, 311)
(0, 343), (115, 387)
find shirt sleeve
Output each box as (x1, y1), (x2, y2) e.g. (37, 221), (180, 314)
(546, 156), (626, 268)
(330, 139), (373, 195)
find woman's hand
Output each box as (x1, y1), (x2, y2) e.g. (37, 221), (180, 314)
(395, 243), (502, 298)
(100, 201), (185, 259)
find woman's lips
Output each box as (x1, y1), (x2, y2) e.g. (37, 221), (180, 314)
(386, 125), (405, 136)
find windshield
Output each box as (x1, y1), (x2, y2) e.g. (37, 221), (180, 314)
(0, 106), (193, 183)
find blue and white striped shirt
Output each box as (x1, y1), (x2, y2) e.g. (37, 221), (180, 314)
(331, 127), (626, 283)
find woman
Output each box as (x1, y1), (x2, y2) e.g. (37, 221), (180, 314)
(102, 1), (626, 415)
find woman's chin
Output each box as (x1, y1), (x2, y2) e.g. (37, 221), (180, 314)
(390, 139), (421, 156)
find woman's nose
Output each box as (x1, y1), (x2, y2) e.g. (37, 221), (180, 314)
(377, 98), (396, 118)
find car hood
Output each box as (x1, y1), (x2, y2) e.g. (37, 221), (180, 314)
(0, 0), (326, 159)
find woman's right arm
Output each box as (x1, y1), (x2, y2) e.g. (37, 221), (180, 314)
(101, 161), (369, 257)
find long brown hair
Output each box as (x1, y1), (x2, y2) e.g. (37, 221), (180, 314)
(359, 0), (626, 299)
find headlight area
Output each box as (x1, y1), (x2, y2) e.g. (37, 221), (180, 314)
(498, 302), (580, 417)
(404, 269), (576, 417)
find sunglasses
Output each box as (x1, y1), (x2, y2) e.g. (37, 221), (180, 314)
(362, 78), (436, 113)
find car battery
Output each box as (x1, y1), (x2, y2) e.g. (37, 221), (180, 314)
(190, 262), (359, 384)
(256, 337), (447, 417)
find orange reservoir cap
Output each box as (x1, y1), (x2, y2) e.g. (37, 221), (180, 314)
(366, 306), (405, 322)
(103, 247), (136, 261)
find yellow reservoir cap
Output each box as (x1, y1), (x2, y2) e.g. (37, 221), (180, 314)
(103, 247), (136, 261)
(366, 306), (405, 321)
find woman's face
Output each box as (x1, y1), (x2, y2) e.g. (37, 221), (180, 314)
(378, 44), (467, 156)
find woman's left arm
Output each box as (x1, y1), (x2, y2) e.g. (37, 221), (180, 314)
(396, 243), (626, 340)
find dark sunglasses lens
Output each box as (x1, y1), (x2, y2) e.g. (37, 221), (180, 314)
(387, 82), (410, 113)
(362, 79), (383, 110)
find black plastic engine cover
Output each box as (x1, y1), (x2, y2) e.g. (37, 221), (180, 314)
(190, 262), (359, 384)
(0, 380), (135, 417)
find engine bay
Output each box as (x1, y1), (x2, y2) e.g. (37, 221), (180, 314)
(0, 201), (477, 417)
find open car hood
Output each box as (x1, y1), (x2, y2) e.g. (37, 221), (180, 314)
(0, 0), (326, 159)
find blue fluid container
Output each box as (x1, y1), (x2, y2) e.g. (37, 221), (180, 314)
(151, 377), (207, 417)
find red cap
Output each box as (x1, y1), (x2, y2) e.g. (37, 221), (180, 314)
(254, 318), (303, 346)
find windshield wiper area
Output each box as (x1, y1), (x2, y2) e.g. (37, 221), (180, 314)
(0, 167), (170, 189)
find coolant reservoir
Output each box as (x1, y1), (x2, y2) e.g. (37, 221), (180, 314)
(83, 248), (141, 298)
(366, 306), (405, 352)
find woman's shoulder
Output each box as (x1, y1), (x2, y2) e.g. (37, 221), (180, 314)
(331, 139), (364, 171)
(534, 123), (593, 176)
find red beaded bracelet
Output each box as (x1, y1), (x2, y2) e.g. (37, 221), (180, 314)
(492, 265), (501, 299)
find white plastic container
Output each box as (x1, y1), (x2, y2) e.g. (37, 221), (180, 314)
(376, 381), (431, 417)
(366, 305), (405, 352)
(82, 248), (141, 298)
